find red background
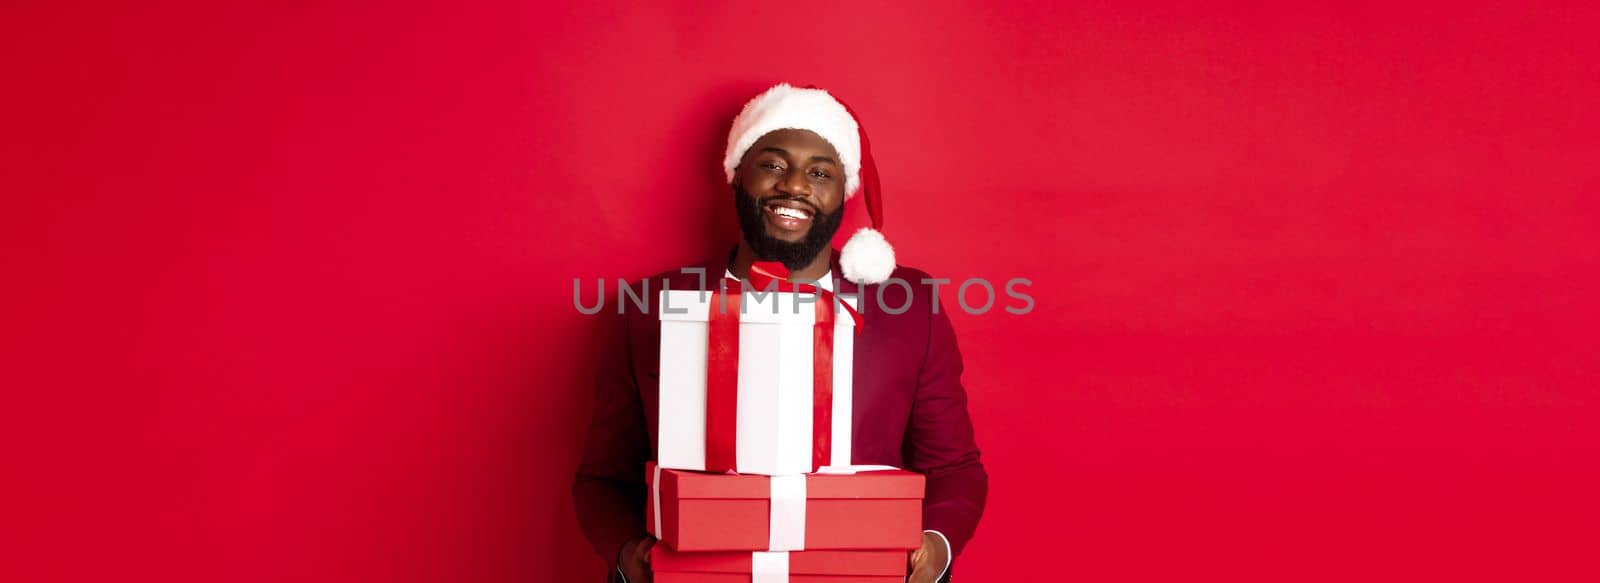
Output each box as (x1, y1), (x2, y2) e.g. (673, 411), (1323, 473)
(4, 1), (1598, 581)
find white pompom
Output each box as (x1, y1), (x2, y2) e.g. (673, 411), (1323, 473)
(840, 227), (896, 285)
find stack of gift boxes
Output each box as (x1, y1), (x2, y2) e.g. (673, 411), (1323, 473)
(648, 273), (924, 582)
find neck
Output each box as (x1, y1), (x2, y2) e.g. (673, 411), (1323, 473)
(729, 240), (832, 282)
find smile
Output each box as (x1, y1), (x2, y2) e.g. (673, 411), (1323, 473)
(763, 200), (815, 233)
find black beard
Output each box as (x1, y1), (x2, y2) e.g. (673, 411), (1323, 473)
(733, 184), (845, 271)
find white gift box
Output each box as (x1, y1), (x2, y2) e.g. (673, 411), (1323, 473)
(657, 289), (857, 476)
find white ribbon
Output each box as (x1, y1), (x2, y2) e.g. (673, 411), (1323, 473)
(767, 475), (807, 551)
(651, 463), (663, 537)
(751, 551), (789, 583)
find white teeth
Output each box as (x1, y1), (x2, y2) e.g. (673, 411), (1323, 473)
(772, 206), (809, 219)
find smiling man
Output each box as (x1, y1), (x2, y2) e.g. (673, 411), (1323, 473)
(573, 84), (987, 582)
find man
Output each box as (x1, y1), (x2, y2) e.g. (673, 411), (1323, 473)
(573, 84), (987, 582)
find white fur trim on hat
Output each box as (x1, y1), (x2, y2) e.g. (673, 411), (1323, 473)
(840, 227), (895, 285)
(724, 84), (863, 197)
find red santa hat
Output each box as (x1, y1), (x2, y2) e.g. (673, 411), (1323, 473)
(723, 83), (895, 285)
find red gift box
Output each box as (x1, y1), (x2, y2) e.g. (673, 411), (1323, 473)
(646, 462), (924, 552)
(651, 546), (906, 583)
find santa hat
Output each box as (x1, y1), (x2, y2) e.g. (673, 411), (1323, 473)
(723, 83), (895, 285)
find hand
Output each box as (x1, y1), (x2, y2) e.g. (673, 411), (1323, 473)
(907, 531), (950, 583)
(618, 535), (655, 583)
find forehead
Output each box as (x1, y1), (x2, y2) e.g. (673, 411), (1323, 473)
(748, 129), (841, 161)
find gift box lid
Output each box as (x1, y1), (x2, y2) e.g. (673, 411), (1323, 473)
(658, 289), (858, 326)
(650, 547), (907, 576)
(647, 462), (925, 500)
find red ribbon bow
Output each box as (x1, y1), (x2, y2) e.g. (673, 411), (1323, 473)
(703, 262), (862, 472)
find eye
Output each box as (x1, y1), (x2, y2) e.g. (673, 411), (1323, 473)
(761, 162), (785, 173)
(809, 169), (831, 179)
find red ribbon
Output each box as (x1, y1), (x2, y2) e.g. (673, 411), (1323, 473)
(704, 284), (741, 472)
(703, 262), (862, 472)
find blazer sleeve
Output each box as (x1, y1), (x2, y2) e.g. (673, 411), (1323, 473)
(905, 302), (988, 557)
(571, 308), (651, 563)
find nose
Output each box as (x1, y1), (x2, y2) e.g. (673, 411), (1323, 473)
(774, 167), (812, 199)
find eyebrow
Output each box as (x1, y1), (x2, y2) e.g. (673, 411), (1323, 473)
(759, 147), (839, 165)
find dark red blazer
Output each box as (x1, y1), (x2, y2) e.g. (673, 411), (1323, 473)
(572, 251), (987, 566)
